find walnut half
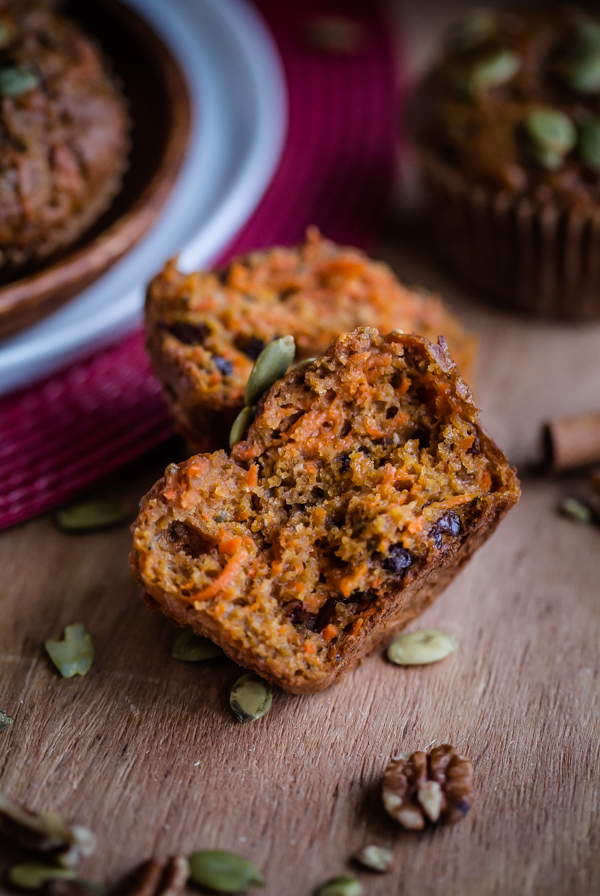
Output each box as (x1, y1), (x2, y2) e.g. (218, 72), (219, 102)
(382, 744), (473, 830)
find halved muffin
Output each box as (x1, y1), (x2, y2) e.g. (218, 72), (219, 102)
(145, 229), (476, 451)
(131, 328), (518, 693)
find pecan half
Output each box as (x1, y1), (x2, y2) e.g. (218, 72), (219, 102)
(109, 857), (189, 896)
(0, 794), (95, 867)
(382, 744), (473, 829)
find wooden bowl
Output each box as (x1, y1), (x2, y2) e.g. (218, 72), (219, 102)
(0, 0), (192, 340)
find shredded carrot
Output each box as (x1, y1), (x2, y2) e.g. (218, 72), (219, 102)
(190, 542), (249, 603)
(339, 562), (368, 598)
(218, 534), (242, 555)
(246, 464), (258, 488)
(163, 489), (177, 501)
(322, 624), (337, 643)
(352, 618), (364, 636)
(481, 471), (492, 490)
(304, 641), (316, 655)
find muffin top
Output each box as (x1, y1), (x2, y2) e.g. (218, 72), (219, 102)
(415, 5), (600, 208)
(0, 0), (130, 271)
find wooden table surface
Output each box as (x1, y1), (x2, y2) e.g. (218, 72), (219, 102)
(2, 5), (600, 895)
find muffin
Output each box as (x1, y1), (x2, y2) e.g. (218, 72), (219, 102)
(145, 229), (476, 452)
(0, 0), (130, 274)
(131, 328), (519, 694)
(414, 5), (600, 318)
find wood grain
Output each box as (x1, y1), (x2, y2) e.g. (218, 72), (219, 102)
(2, 2), (600, 890)
(1, 220), (600, 894)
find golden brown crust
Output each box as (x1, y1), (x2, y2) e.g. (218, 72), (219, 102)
(131, 328), (518, 693)
(145, 230), (476, 452)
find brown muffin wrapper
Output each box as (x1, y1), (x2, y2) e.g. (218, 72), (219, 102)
(421, 150), (600, 320)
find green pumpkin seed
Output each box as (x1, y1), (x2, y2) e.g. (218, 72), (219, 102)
(354, 844), (393, 873)
(316, 875), (363, 896)
(229, 673), (273, 723)
(172, 629), (223, 662)
(560, 497), (593, 524)
(45, 624), (93, 678)
(0, 66), (39, 96)
(525, 108), (576, 154)
(293, 356), (316, 371)
(244, 336), (295, 407)
(461, 49), (520, 96)
(574, 20), (600, 51)
(524, 108), (576, 170)
(447, 9), (497, 52)
(387, 630), (458, 666)
(54, 498), (129, 532)
(0, 708), (13, 731)
(8, 863), (77, 891)
(229, 405), (256, 448)
(188, 850), (263, 893)
(579, 118), (600, 169)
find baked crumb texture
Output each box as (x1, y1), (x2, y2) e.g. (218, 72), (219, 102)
(145, 229), (476, 451)
(0, 1), (130, 272)
(131, 328), (519, 693)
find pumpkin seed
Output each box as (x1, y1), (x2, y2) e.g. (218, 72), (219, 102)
(0, 66), (39, 96)
(560, 21), (600, 93)
(560, 497), (593, 524)
(229, 405), (256, 448)
(387, 630), (458, 666)
(54, 498), (129, 532)
(229, 673), (273, 723)
(293, 356), (316, 371)
(461, 49), (520, 96)
(45, 624), (93, 678)
(354, 844), (393, 873)
(567, 53), (600, 93)
(244, 336), (295, 407)
(316, 875), (363, 896)
(447, 9), (497, 52)
(578, 118), (600, 168)
(7, 863), (77, 890)
(574, 20), (600, 51)
(188, 850), (263, 893)
(172, 630), (223, 662)
(525, 108), (576, 158)
(0, 708), (13, 731)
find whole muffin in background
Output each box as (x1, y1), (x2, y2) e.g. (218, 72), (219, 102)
(414, 5), (600, 319)
(0, 0), (130, 274)
(145, 229), (476, 452)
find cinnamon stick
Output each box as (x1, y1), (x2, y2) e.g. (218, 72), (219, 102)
(544, 412), (600, 471)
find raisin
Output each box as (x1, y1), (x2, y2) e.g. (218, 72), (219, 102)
(284, 600), (318, 629)
(213, 355), (233, 376)
(337, 453), (351, 470)
(382, 544), (413, 574)
(430, 511), (461, 548)
(166, 321), (209, 345)
(239, 336), (266, 360)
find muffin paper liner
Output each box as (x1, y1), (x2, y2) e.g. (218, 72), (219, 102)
(422, 149), (600, 320)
